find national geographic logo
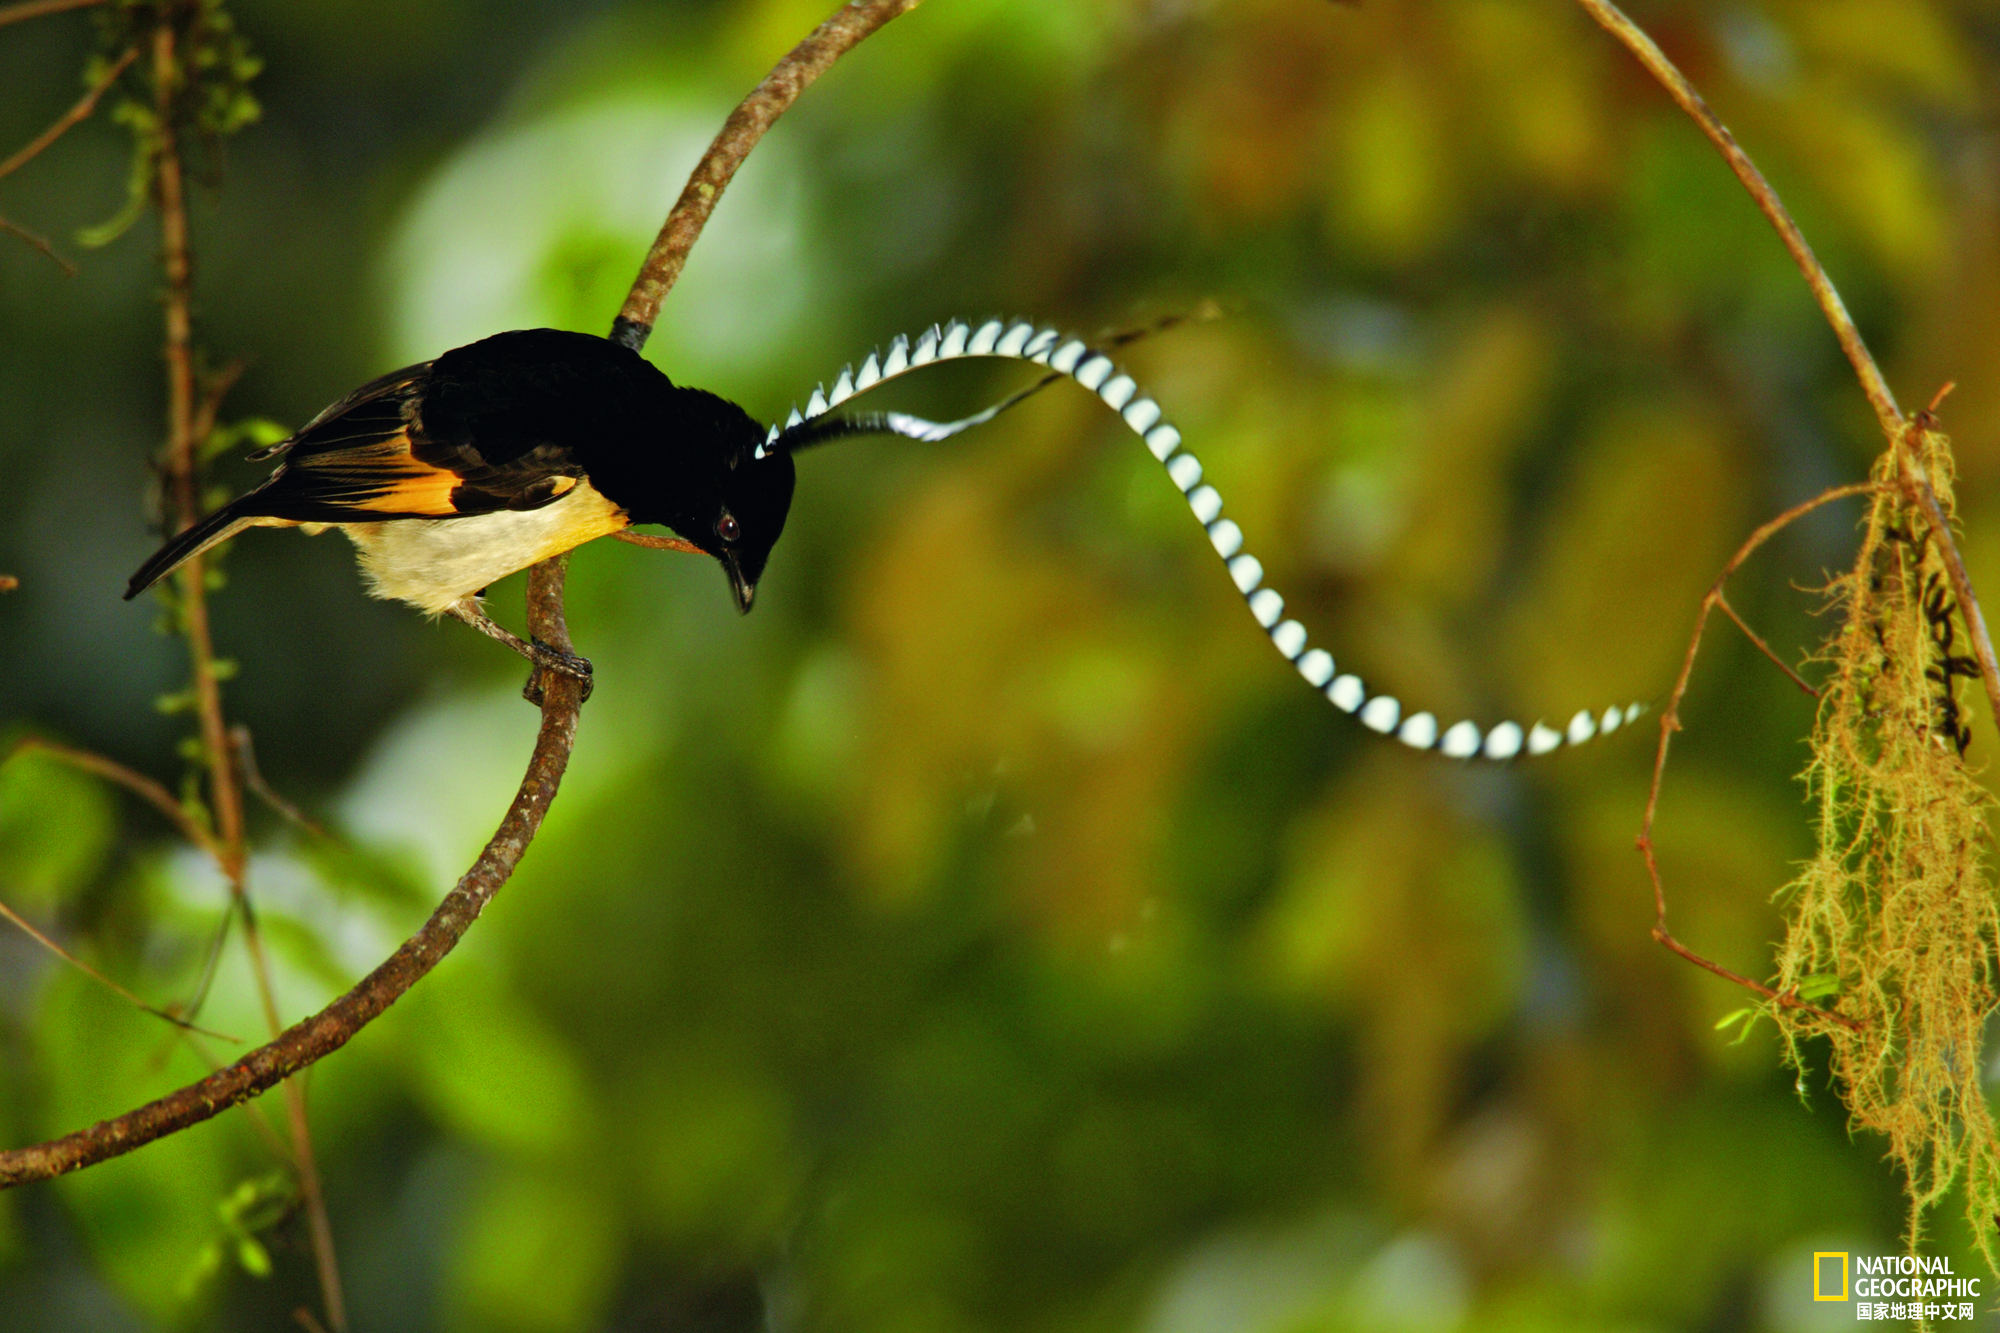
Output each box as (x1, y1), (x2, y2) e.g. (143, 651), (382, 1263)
(1815, 1251), (1982, 1321)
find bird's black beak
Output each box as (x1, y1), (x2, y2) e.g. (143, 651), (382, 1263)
(723, 552), (757, 614)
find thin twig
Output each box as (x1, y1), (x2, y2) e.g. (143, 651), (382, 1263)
(191, 359), (249, 458)
(612, 0), (929, 350)
(0, 0), (920, 1194)
(0, 893), (241, 1042)
(1715, 593), (1819, 699)
(173, 895), (234, 1025)
(1648, 928), (1839, 1020)
(0, 45), (137, 182)
(0, 0), (101, 29)
(1635, 481), (1877, 1030)
(7, 736), (224, 865)
(0, 214), (75, 273)
(231, 726), (327, 839)
(1572, 0), (1903, 439)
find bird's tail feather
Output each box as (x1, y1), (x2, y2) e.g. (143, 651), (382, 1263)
(124, 506), (258, 600)
(764, 317), (1649, 761)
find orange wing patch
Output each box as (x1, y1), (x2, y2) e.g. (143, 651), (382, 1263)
(368, 464), (464, 515)
(285, 432), (466, 516)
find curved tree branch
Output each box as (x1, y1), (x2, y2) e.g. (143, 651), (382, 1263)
(0, 0), (922, 1189)
(611, 0), (927, 351)
(0, 561), (581, 1186)
(1572, 0), (1902, 438)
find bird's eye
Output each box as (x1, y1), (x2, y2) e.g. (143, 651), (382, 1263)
(716, 513), (741, 543)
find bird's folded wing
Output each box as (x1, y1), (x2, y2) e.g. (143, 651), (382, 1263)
(248, 368), (583, 522)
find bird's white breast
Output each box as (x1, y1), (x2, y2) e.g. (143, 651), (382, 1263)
(338, 482), (628, 615)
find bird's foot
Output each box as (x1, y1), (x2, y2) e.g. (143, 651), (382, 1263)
(445, 599), (594, 707)
(522, 638), (593, 706)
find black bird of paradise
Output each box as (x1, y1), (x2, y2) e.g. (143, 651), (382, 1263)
(130, 317), (1641, 755)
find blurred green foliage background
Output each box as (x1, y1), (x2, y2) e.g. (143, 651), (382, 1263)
(3, 0), (1999, 1328)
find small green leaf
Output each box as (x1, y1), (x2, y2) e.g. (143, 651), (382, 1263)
(1796, 973), (1843, 1001)
(234, 1236), (270, 1278)
(200, 417), (291, 462)
(178, 1239), (225, 1300)
(1713, 1006), (1766, 1044)
(154, 690), (197, 716)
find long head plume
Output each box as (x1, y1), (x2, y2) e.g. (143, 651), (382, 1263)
(763, 316), (1645, 760)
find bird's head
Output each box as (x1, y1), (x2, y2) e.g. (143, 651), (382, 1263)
(653, 388), (795, 614)
(702, 432), (795, 614)
(595, 382), (796, 613)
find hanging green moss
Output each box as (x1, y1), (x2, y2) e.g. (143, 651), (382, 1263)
(1775, 422), (2000, 1260)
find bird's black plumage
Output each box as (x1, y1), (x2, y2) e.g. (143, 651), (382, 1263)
(125, 329), (797, 617)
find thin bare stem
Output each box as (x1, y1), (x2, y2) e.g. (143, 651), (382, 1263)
(1715, 593), (1819, 699)
(612, 0), (928, 350)
(231, 726), (326, 839)
(0, 214), (75, 273)
(174, 896), (234, 1024)
(1572, 0), (1903, 439)
(0, 0), (100, 29)
(0, 45), (137, 182)
(191, 358), (248, 457)
(1636, 481), (1877, 1029)
(7, 737), (223, 864)
(1647, 926), (1850, 1027)
(0, 893), (241, 1041)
